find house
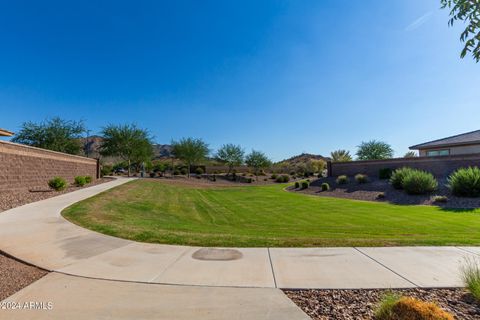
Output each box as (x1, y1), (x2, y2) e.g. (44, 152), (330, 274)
(0, 128), (14, 137)
(409, 129), (480, 157)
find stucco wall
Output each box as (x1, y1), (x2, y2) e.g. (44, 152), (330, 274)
(0, 140), (98, 191)
(328, 154), (480, 178)
(419, 144), (480, 156)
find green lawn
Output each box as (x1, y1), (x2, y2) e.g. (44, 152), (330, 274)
(62, 179), (480, 247)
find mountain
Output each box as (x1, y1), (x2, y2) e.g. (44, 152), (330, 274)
(276, 153), (330, 166)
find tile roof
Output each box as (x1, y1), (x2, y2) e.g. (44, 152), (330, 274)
(410, 129), (480, 150)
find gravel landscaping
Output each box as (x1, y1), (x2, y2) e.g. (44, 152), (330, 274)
(284, 288), (480, 320)
(294, 177), (480, 209)
(0, 177), (113, 213)
(0, 253), (48, 301)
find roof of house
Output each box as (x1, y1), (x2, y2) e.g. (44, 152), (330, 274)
(409, 129), (480, 150)
(0, 128), (14, 137)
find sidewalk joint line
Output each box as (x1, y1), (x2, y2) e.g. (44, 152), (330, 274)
(267, 248), (278, 288)
(353, 247), (419, 287)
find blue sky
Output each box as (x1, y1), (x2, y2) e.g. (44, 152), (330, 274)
(0, 0), (478, 161)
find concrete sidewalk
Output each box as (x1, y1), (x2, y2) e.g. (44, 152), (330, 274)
(0, 177), (478, 289)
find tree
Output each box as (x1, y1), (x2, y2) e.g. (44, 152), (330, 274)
(171, 138), (209, 178)
(404, 151), (417, 158)
(245, 150), (272, 181)
(441, 0), (480, 62)
(12, 117), (85, 155)
(215, 144), (245, 176)
(330, 149), (353, 162)
(100, 124), (153, 176)
(356, 140), (394, 160)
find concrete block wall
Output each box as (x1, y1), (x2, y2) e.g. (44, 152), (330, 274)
(0, 140), (98, 191)
(328, 154), (480, 178)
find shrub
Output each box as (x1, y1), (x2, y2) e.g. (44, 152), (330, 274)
(173, 170), (180, 175)
(246, 178), (253, 183)
(336, 175), (349, 185)
(276, 175), (290, 183)
(195, 167), (204, 175)
(100, 165), (113, 177)
(48, 177), (67, 191)
(432, 195), (448, 203)
(301, 181), (309, 189)
(263, 178), (268, 181)
(271, 174), (277, 180)
(149, 172), (156, 178)
(321, 182), (330, 191)
(447, 166), (480, 197)
(355, 173), (368, 184)
(85, 176), (92, 183)
(390, 167), (414, 189)
(379, 168), (393, 180)
(74, 176), (86, 187)
(461, 258), (480, 302)
(402, 170), (438, 195)
(294, 181), (300, 188)
(317, 172), (323, 178)
(375, 294), (453, 320)
(376, 192), (385, 199)
(180, 168), (188, 175)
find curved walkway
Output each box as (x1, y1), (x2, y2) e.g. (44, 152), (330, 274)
(1, 177), (479, 290)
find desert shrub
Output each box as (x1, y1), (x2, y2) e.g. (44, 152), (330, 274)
(355, 173), (368, 184)
(271, 174), (277, 180)
(48, 177), (67, 191)
(402, 170), (437, 195)
(180, 168), (188, 175)
(379, 168), (393, 180)
(276, 175), (290, 183)
(321, 182), (330, 191)
(390, 167), (414, 189)
(173, 170), (180, 175)
(318, 172), (323, 178)
(246, 178), (253, 183)
(376, 192), (385, 199)
(461, 258), (480, 302)
(74, 176), (86, 187)
(100, 165), (113, 177)
(375, 294), (453, 320)
(149, 172), (156, 178)
(85, 176), (92, 183)
(447, 166), (480, 197)
(290, 171), (296, 176)
(294, 181), (300, 188)
(432, 195), (448, 203)
(336, 175), (349, 185)
(195, 167), (204, 175)
(301, 181), (309, 189)
(263, 178), (268, 181)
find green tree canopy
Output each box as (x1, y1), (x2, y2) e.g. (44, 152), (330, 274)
(356, 140), (394, 160)
(441, 0), (480, 62)
(245, 150), (272, 180)
(215, 144), (245, 176)
(171, 137), (209, 177)
(11, 117), (85, 155)
(100, 124), (153, 176)
(404, 151), (417, 158)
(330, 149), (353, 162)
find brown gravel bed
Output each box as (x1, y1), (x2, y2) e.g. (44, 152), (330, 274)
(0, 178), (113, 213)
(0, 253), (48, 301)
(293, 177), (480, 209)
(284, 288), (480, 320)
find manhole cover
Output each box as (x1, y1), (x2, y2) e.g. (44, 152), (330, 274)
(192, 248), (243, 261)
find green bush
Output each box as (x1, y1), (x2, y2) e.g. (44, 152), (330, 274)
(379, 168), (393, 180)
(48, 177), (67, 191)
(390, 167), (413, 189)
(447, 166), (480, 197)
(74, 176), (86, 187)
(336, 175), (349, 185)
(321, 182), (330, 191)
(180, 168), (188, 175)
(432, 195), (448, 203)
(149, 172), (156, 178)
(195, 167), (204, 175)
(355, 174), (368, 184)
(461, 258), (480, 302)
(85, 176), (92, 183)
(100, 165), (113, 177)
(173, 170), (180, 175)
(276, 175), (290, 183)
(294, 181), (300, 188)
(402, 170), (437, 195)
(246, 178), (253, 183)
(300, 181), (309, 189)
(377, 192), (385, 199)
(375, 292), (401, 320)
(271, 174), (277, 180)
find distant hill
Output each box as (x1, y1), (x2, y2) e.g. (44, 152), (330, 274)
(81, 136), (173, 162)
(275, 153), (330, 166)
